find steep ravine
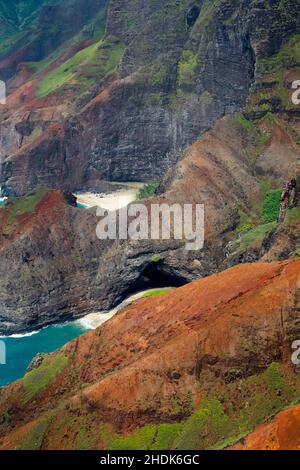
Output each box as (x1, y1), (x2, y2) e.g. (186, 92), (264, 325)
(2, 0), (299, 195)
(0, 0), (300, 354)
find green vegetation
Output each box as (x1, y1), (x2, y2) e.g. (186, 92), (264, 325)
(264, 362), (284, 391)
(289, 247), (300, 258)
(137, 182), (159, 200)
(22, 353), (68, 403)
(143, 289), (172, 298)
(229, 222), (276, 253)
(36, 39), (97, 97)
(16, 363), (300, 451)
(75, 427), (90, 451)
(234, 222), (253, 236)
(261, 188), (282, 223)
(108, 363), (300, 450)
(3, 187), (47, 235)
(233, 205), (254, 236)
(227, 179), (284, 254)
(258, 34), (300, 79)
(285, 207), (300, 225)
(151, 255), (161, 263)
(110, 423), (184, 450)
(136, 59), (171, 91)
(177, 398), (231, 450)
(196, 0), (219, 29)
(25, 47), (64, 76)
(37, 37), (124, 98)
(254, 180), (274, 214)
(178, 50), (198, 88)
(16, 415), (53, 450)
(248, 34), (300, 113)
(235, 114), (257, 134)
(111, 425), (157, 450)
(234, 113), (274, 162)
(151, 424), (184, 450)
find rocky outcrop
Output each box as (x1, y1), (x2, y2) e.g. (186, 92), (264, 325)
(1, 258), (300, 449)
(0, 0), (299, 371)
(1, 0), (300, 195)
(1, 106), (300, 335)
(26, 353), (47, 373)
(0, 189), (111, 335)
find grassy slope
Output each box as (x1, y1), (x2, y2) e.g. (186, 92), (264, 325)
(226, 34), (300, 255)
(2, 2), (116, 99)
(36, 36), (124, 98)
(0, 0), (109, 91)
(1, 187), (47, 235)
(13, 361), (300, 450)
(142, 289), (173, 298)
(107, 363), (300, 450)
(22, 353), (68, 403)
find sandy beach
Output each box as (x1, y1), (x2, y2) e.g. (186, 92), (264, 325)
(76, 183), (144, 211)
(77, 288), (174, 329)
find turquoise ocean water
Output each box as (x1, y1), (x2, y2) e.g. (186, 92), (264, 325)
(0, 321), (90, 387)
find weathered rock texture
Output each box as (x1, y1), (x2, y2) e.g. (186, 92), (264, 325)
(1, 259), (300, 449)
(1, 106), (300, 334)
(0, 0), (300, 351)
(1, 0), (300, 194)
(0, 190), (110, 334)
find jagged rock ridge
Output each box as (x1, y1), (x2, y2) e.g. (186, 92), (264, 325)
(1, 0), (299, 194)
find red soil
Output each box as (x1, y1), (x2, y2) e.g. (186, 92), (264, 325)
(231, 404), (300, 450)
(1, 258), (300, 449)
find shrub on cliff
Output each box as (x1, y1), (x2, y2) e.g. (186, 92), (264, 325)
(261, 189), (282, 223)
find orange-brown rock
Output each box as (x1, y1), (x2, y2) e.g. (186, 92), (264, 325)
(231, 404), (300, 450)
(1, 258), (300, 448)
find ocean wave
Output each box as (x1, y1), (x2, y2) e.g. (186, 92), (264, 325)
(0, 329), (40, 339)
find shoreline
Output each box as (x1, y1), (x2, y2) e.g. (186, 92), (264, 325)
(75, 183), (144, 211)
(76, 288), (175, 329)
(0, 288), (175, 338)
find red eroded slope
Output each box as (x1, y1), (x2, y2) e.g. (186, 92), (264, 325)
(231, 404), (300, 450)
(1, 258), (300, 448)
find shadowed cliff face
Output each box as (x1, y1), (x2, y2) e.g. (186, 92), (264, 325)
(0, 190), (113, 335)
(0, 98), (299, 334)
(0, 0), (299, 351)
(1, 0), (299, 195)
(0, 0), (108, 81)
(1, 259), (300, 449)
(0, 1), (300, 451)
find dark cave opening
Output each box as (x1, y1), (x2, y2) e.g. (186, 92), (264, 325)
(124, 260), (187, 299)
(141, 262), (187, 288)
(186, 5), (200, 28)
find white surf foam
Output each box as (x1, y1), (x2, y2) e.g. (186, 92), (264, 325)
(0, 329), (40, 339)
